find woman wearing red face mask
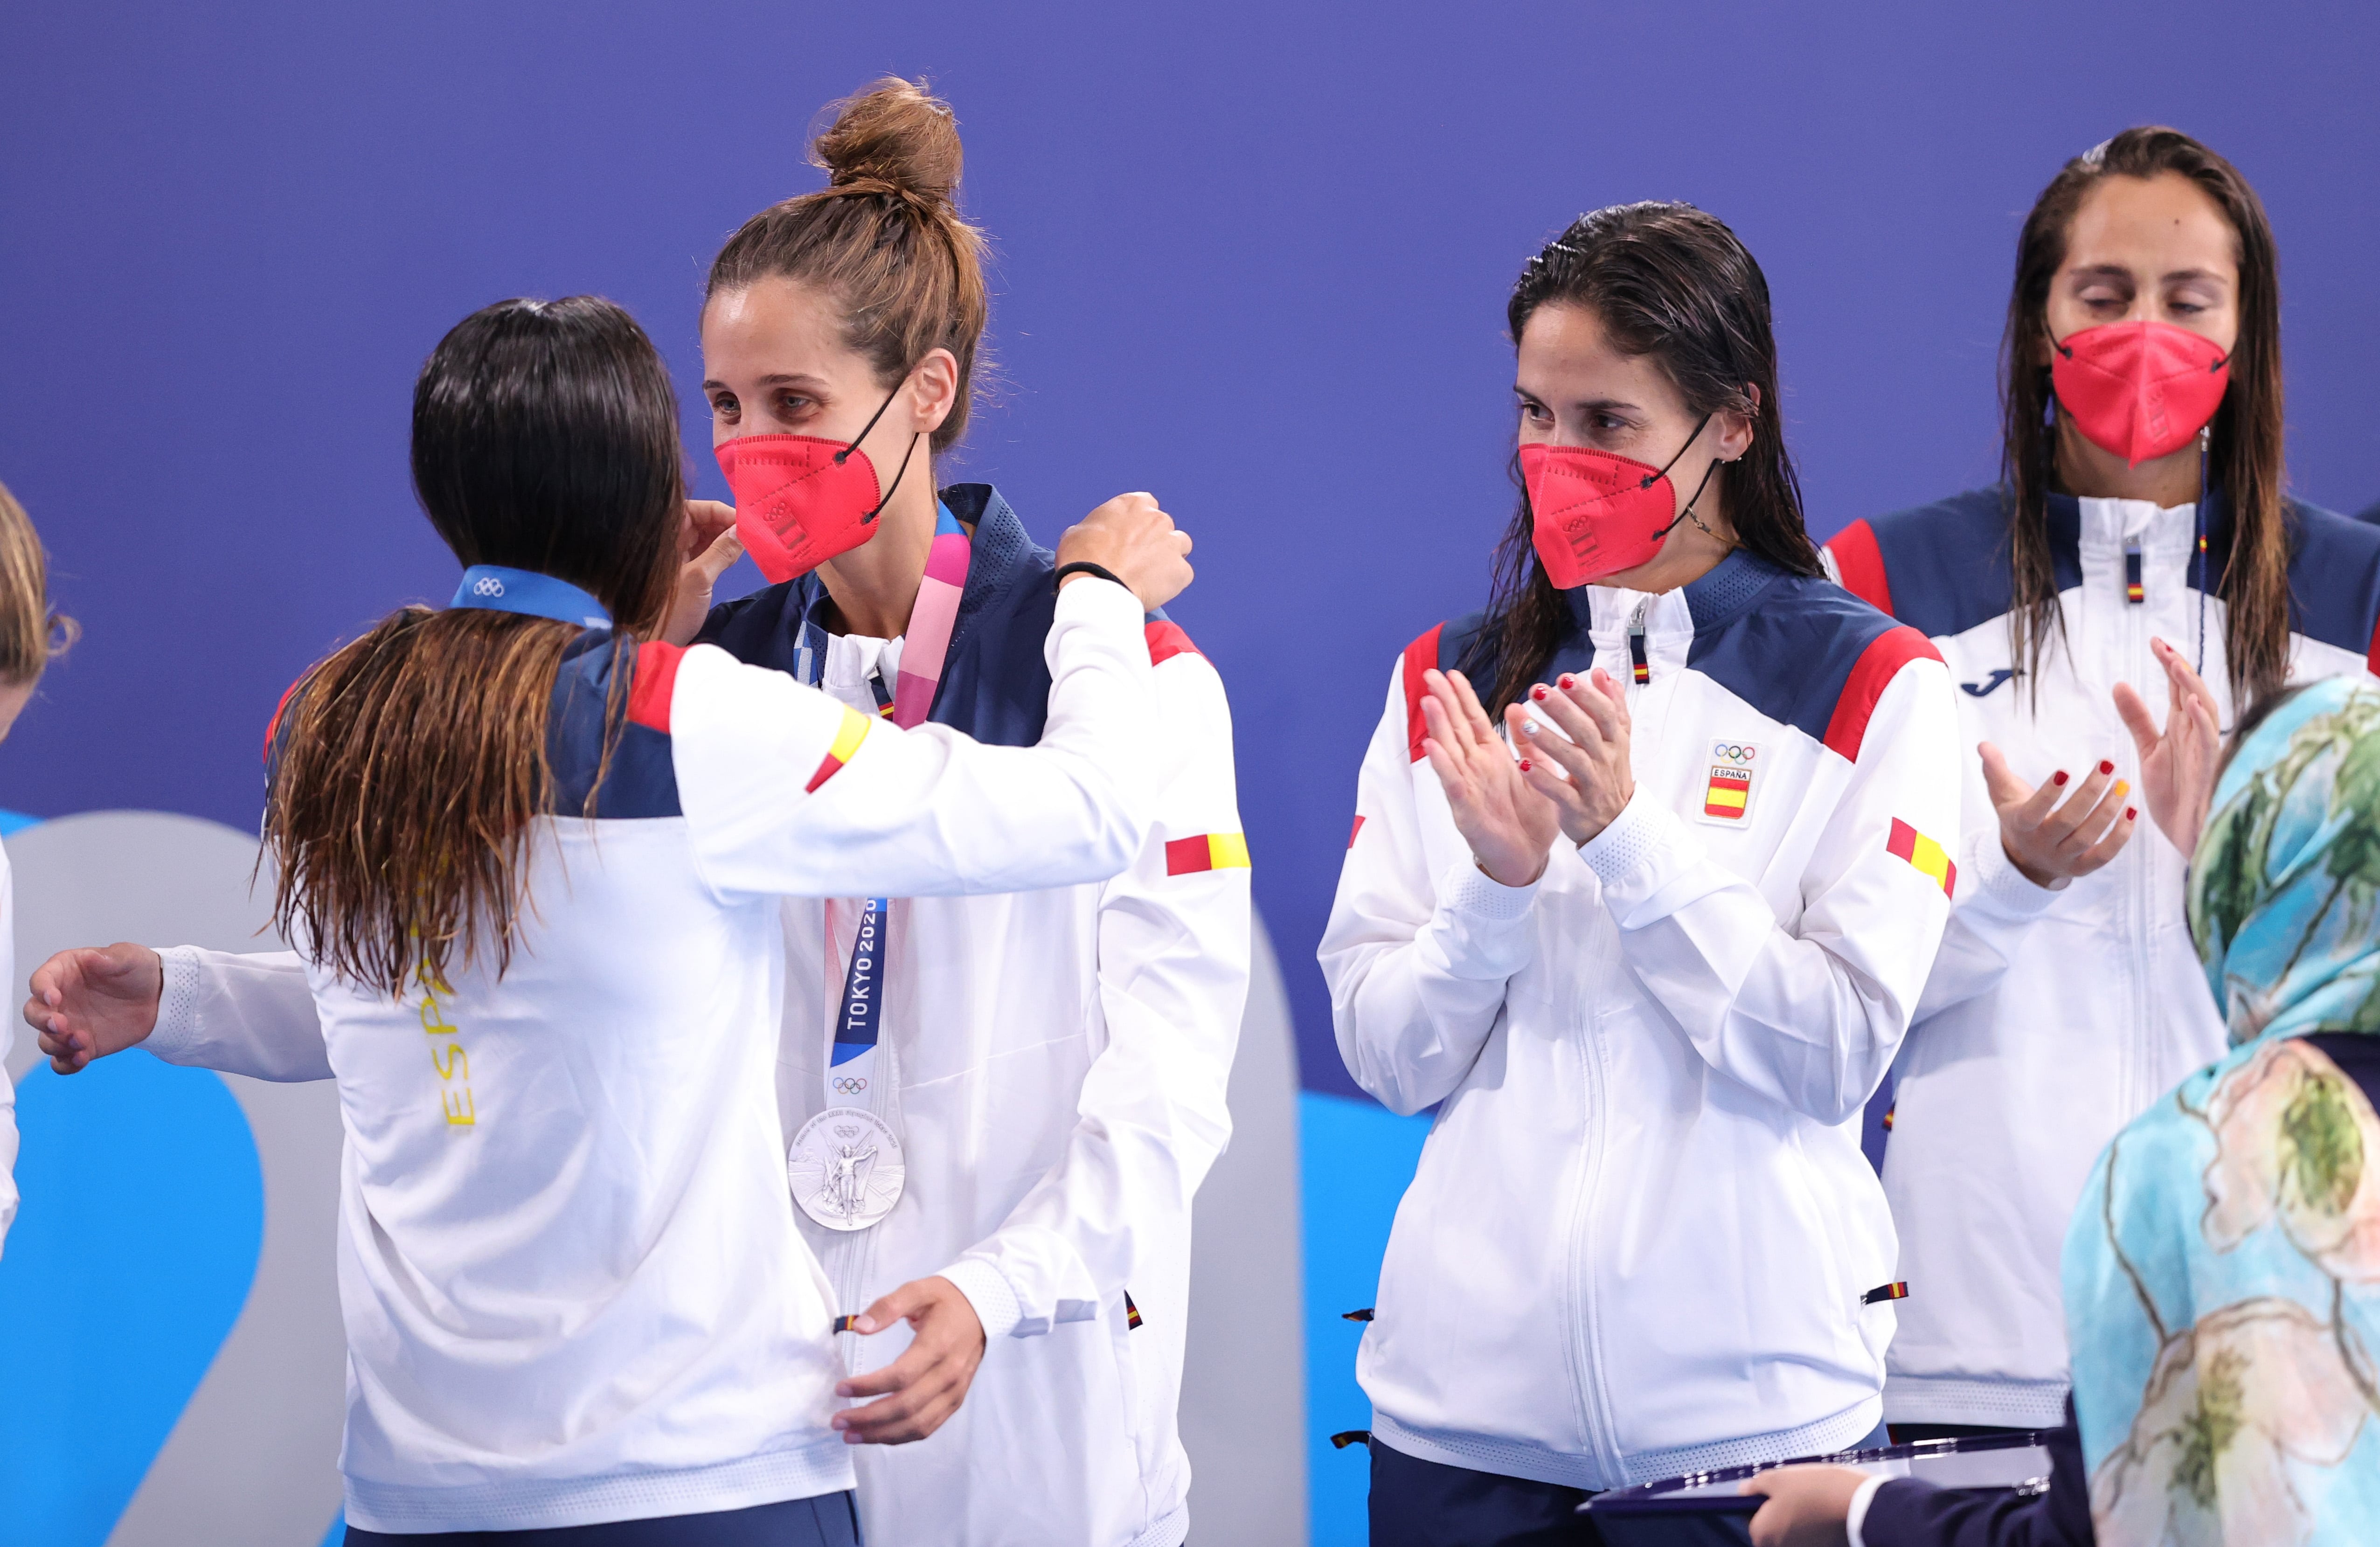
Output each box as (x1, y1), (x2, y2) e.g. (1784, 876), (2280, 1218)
(1824, 127), (2380, 1442)
(1321, 202), (1962, 1544)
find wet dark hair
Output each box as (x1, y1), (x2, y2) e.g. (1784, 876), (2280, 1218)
(2002, 126), (2287, 710)
(1473, 201), (1821, 716)
(267, 296), (684, 993)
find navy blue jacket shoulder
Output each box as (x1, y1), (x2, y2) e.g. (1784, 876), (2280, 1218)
(1833, 484), (2380, 663)
(1416, 551), (1936, 763)
(697, 484), (1170, 750)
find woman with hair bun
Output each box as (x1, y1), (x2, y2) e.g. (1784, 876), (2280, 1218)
(1322, 201), (1961, 1543)
(26, 291), (1190, 1544)
(1825, 127), (2380, 1442)
(43, 79), (1247, 1547)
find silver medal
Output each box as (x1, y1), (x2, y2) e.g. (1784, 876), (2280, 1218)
(788, 1106), (905, 1231)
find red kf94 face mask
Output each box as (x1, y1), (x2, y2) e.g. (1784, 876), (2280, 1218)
(2049, 319), (2229, 467)
(1521, 415), (1716, 590)
(714, 387), (920, 583)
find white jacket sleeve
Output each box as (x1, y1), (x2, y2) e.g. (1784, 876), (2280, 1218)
(937, 649), (1250, 1339)
(140, 946), (330, 1082)
(1908, 826), (2066, 1023)
(672, 576), (1159, 901)
(1579, 656), (1963, 1124)
(1318, 654), (1541, 1117)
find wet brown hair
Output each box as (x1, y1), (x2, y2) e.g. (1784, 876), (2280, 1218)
(1475, 201), (1822, 716)
(264, 296), (682, 994)
(0, 480), (77, 688)
(706, 77), (989, 455)
(2002, 126), (2288, 709)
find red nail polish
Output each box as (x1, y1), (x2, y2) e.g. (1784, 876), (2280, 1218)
(2098, 760), (2115, 776)
(2126, 808), (2137, 821)
(1532, 685), (1549, 701)
(1518, 759), (1533, 772)
(2053, 770), (2069, 786)
(1559, 674), (1576, 690)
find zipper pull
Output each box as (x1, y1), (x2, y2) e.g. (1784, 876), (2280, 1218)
(2124, 542), (2144, 606)
(1627, 599), (1651, 685)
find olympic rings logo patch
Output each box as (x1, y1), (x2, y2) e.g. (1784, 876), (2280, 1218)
(1711, 742), (1756, 763)
(472, 576), (507, 597)
(832, 1076), (867, 1095)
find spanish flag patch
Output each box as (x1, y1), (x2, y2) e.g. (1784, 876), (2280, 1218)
(805, 706), (872, 794)
(1887, 819), (1955, 897)
(1165, 832), (1251, 875)
(1704, 766), (1751, 820)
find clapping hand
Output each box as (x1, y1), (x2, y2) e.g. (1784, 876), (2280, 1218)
(1416, 668), (1558, 888)
(2113, 634), (2223, 858)
(1512, 669), (1637, 846)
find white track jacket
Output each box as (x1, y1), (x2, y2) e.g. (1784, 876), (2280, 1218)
(1322, 551), (1961, 1491)
(142, 491), (1248, 1547)
(1826, 487), (2380, 1428)
(138, 576), (1159, 1533)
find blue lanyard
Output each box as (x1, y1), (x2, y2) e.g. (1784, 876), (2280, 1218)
(832, 896), (890, 1064)
(449, 565), (611, 628)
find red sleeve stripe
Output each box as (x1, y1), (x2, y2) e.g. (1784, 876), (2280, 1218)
(263, 676), (304, 764)
(2366, 610), (2380, 679)
(1402, 624), (1443, 764)
(1827, 520), (1895, 617)
(1823, 626), (1942, 762)
(627, 641), (685, 733)
(1146, 620), (1200, 666)
(1349, 813), (1366, 848)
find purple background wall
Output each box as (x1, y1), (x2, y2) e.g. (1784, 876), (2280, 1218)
(5, 0), (2377, 1101)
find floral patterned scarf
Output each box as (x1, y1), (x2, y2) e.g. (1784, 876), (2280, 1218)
(2062, 676), (2380, 1546)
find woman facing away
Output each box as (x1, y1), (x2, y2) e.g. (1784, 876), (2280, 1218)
(1823, 126), (2380, 1440)
(1747, 677), (2380, 1547)
(1320, 201), (1962, 1545)
(26, 292), (1194, 1543)
(28, 80), (1246, 1547)
(0, 477), (74, 1260)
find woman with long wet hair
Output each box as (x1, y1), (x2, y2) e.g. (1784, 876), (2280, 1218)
(25, 292), (1190, 1543)
(1321, 202), (1962, 1544)
(1825, 126), (2380, 1442)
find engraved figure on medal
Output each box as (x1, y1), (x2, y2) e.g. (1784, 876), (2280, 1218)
(789, 1107), (905, 1230)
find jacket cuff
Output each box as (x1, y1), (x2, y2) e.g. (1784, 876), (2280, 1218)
(1427, 858), (1542, 978)
(1855, 1476), (1939, 1547)
(142, 946), (208, 1064)
(1578, 791), (1689, 890)
(1959, 830), (2067, 922)
(940, 1257), (1027, 1342)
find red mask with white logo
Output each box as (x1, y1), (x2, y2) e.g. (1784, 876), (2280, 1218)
(715, 388), (921, 583)
(2048, 320), (2229, 467)
(1521, 415), (1717, 589)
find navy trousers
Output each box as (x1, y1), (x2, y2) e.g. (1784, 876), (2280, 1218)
(1369, 1422), (1893, 1546)
(344, 1491), (862, 1547)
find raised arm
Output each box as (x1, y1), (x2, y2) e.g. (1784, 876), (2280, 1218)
(669, 495), (1193, 902)
(1319, 654), (1557, 1116)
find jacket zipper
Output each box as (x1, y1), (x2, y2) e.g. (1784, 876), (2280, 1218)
(2123, 541), (2153, 1116)
(1627, 600), (1651, 689)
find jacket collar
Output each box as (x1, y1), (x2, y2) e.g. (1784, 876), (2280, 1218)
(1566, 548), (1790, 641)
(787, 483), (1041, 670)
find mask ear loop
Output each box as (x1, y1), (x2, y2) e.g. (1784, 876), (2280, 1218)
(833, 383), (923, 525)
(2194, 423), (2210, 678)
(1646, 414), (1718, 541)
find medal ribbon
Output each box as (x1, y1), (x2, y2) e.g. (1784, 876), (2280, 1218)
(822, 501), (971, 1116)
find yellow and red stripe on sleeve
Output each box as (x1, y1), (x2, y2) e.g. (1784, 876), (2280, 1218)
(1886, 818), (1955, 897)
(1165, 831), (1251, 876)
(804, 705), (872, 794)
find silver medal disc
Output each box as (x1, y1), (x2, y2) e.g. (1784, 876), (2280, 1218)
(788, 1106), (905, 1231)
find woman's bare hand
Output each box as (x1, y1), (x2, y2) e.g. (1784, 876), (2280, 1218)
(2113, 634), (2223, 858)
(1418, 668), (1558, 888)
(1980, 742), (2135, 888)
